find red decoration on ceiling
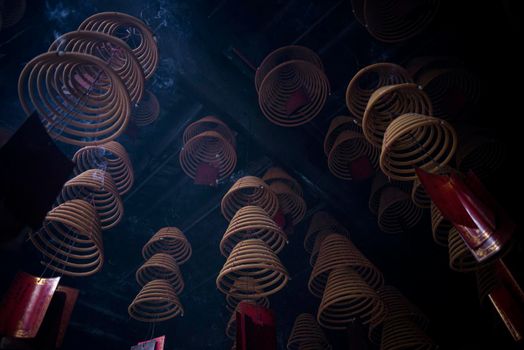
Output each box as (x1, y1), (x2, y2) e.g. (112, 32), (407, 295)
(236, 302), (276, 350)
(134, 336), (166, 350)
(415, 168), (515, 262)
(0, 272), (60, 338)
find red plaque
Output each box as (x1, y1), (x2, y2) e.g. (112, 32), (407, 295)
(0, 272), (60, 338)
(134, 336), (165, 350)
(195, 163), (219, 186)
(415, 168), (515, 262)
(236, 302), (276, 350)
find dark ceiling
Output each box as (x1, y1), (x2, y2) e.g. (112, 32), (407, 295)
(0, 0), (522, 349)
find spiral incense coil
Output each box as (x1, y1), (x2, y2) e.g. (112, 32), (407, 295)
(135, 253), (184, 294)
(287, 313), (331, 350)
(380, 113), (458, 181)
(378, 286), (429, 328)
(363, 83), (432, 148)
(346, 63), (412, 121)
(225, 277), (270, 313)
(255, 46), (324, 93)
(79, 12), (159, 80)
(132, 90), (160, 126)
(327, 130), (379, 180)
(476, 264), (498, 306)
(142, 227), (192, 265)
(216, 239), (289, 298)
(182, 116), (236, 147)
(309, 231), (332, 267)
(73, 141), (134, 196)
(258, 60), (329, 127)
(362, 0), (440, 44)
(128, 279), (183, 322)
(430, 202), (451, 247)
(381, 318), (436, 350)
(269, 182), (306, 226)
(369, 172), (411, 215)
(455, 131), (505, 181)
(221, 176), (279, 221)
(220, 205), (287, 257)
(226, 308), (237, 340)
(323, 116), (361, 157)
(411, 178), (431, 208)
(378, 187), (423, 234)
(418, 68), (480, 120)
(262, 167), (302, 197)
(179, 130), (237, 182)
(304, 211), (348, 254)
(49, 30), (144, 104)
(59, 169), (124, 230)
(448, 227), (480, 273)
(317, 267), (385, 330)
(18, 51), (131, 146)
(309, 234), (383, 298)
(29, 199), (103, 277)
(0, 0), (26, 29)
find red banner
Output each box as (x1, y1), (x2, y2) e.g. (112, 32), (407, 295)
(0, 272), (60, 338)
(236, 302), (276, 350)
(133, 336), (165, 350)
(415, 168), (514, 262)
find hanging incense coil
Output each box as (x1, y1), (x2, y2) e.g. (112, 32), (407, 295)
(136, 253), (184, 294)
(430, 202), (451, 247)
(323, 116), (362, 157)
(220, 205), (287, 257)
(368, 172), (411, 215)
(132, 90), (160, 126)
(262, 167), (303, 197)
(378, 187), (423, 234)
(18, 51), (131, 146)
(362, 0), (440, 44)
(379, 286), (429, 328)
(142, 227), (192, 265)
(309, 231), (332, 267)
(380, 113), (458, 181)
(455, 130), (505, 180)
(346, 63), (412, 121)
(29, 199), (103, 277)
(327, 130), (379, 180)
(79, 12), (159, 80)
(381, 317), (436, 350)
(59, 169), (124, 230)
(309, 234), (383, 298)
(256, 46), (328, 127)
(48, 30), (144, 104)
(287, 313), (331, 350)
(363, 83), (432, 148)
(417, 68), (480, 120)
(182, 116), (236, 147)
(0, 0), (26, 29)
(179, 130), (237, 183)
(221, 176), (279, 221)
(448, 227), (480, 272)
(304, 211), (348, 254)
(225, 277), (270, 313)
(317, 267), (385, 330)
(73, 141), (134, 196)
(255, 46), (324, 92)
(269, 182), (306, 226)
(216, 239), (289, 298)
(128, 279), (183, 322)
(476, 263), (498, 306)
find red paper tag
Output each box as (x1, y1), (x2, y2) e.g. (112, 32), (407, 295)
(0, 272), (60, 338)
(350, 156), (374, 180)
(285, 87), (311, 115)
(55, 286), (79, 348)
(236, 302), (276, 350)
(195, 163), (219, 186)
(134, 336), (165, 350)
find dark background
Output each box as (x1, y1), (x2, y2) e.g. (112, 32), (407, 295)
(0, 0), (522, 349)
